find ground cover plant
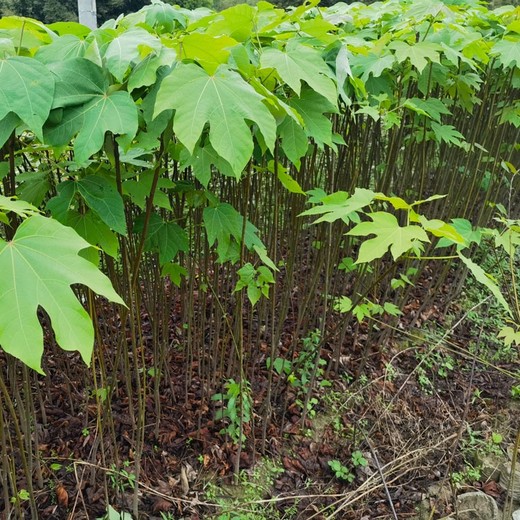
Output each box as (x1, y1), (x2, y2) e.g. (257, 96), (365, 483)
(0, 0), (519, 517)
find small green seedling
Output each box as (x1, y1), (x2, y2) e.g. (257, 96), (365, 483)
(351, 450), (368, 467)
(328, 459), (354, 483)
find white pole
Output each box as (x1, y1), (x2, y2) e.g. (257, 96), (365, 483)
(78, 0), (97, 29)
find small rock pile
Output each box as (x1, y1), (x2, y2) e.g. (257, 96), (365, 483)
(437, 443), (520, 520)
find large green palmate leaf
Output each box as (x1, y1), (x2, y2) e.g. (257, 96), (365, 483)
(46, 22), (91, 37)
(204, 203), (243, 250)
(66, 210), (119, 259)
(430, 122), (465, 146)
(177, 33), (237, 74)
(127, 47), (176, 93)
(0, 56), (55, 146)
(47, 175), (127, 235)
(390, 40), (441, 73)
(289, 88), (337, 149)
(0, 17), (52, 52)
(35, 34), (87, 64)
(203, 202), (265, 262)
(44, 58), (138, 163)
(348, 212), (430, 264)
(16, 170), (52, 208)
(402, 98), (451, 122)
(179, 143), (235, 187)
(123, 170), (175, 210)
(259, 40), (338, 106)
(75, 176), (127, 235)
(300, 188), (376, 224)
(278, 116), (309, 166)
(104, 27), (162, 83)
(0, 215), (125, 374)
(154, 63), (276, 177)
(142, 1), (188, 31)
(349, 52), (396, 82)
(48, 57), (106, 109)
(491, 37), (520, 69)
(0, 194), (40, 223)
(47, 184), (120, 258)
(204, 4), (256, 41)
(134, 213), (189, 265)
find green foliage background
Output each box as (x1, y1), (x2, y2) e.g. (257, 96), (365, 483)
(0, 0), (151, 23)
(0, 0), (351, 23)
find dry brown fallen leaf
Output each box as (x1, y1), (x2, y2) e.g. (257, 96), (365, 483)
(55, 483), (69, 508)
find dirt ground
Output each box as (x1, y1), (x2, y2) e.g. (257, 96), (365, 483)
(7, 276), (519, 519)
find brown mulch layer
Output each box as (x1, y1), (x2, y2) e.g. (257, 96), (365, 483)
(2, 278), (518, 519)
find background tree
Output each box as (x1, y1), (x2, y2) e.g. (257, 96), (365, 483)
(0, 0), (346, 21)
(2, 0), (518, 35)
(0, 0), (151, 24)
(4, 0), (77, 22)
(97, 0), (150, 22)
(167, 0), (214, 10)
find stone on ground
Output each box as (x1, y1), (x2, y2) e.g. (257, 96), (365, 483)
(455, 491), (499, 520)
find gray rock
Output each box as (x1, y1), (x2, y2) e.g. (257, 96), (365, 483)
(456, 491), (499, 520)
(499, 461), (520, 502)
(478, 452), (503, 482)
(512, 509), (520, 520)
(428, 482), (452, 503)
